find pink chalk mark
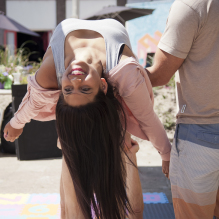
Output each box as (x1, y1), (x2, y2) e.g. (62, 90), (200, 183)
(143, 194), (161, 202)
(30, 195), (58, 203)
(0, 196), (21, 202)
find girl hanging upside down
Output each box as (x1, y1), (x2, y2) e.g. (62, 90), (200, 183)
(4, 18), (171, 219)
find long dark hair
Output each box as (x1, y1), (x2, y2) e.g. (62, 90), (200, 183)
(56, 81), (133, 219)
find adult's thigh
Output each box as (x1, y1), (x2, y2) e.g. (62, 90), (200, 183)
(170, 124), (219, 219)
(214, 190), (219, 218)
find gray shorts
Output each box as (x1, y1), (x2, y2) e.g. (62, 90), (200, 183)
(170, 123), (219, 219)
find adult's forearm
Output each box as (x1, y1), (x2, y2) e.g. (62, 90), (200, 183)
(146, 67), (169, 87)
(146, 48), (184, 87)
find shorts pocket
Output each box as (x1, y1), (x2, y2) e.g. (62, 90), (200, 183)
(174, 124), (190, 156)
(197, 132), (219, 145)
(176, 138), (187, 156)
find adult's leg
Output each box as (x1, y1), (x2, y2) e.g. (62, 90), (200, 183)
(60, 156), (85, 219)
(214, 190), (219, 218)
(170, 124), (219, 219)
(124, 133), (144, 219)
(60, 174), (66, 219)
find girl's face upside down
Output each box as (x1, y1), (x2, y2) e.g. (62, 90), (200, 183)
(61, 47), (108, 107)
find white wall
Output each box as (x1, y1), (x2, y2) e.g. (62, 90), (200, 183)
(6, 0), (117, 31)
(66, 0), (116, 19)
(6, 1), (56, 31)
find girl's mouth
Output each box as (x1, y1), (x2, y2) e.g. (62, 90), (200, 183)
(70, 68), (86, 75)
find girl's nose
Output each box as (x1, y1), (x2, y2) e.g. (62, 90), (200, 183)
(71, 77), (82, 85)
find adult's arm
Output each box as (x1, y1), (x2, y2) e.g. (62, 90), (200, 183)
(147, 0), (200, 87)
(146, 49), (184, 87)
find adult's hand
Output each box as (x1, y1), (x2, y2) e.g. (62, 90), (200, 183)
(4, 122), (23, 142)
(162, 160), (170, 179)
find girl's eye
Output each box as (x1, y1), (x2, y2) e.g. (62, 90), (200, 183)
(82, 87), (91, 92)
(65, 87), (72, 93)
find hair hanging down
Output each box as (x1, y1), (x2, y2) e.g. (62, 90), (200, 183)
(56, 81), (133, 219)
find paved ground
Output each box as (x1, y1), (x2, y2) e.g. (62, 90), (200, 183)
(0, 153), (62, 194)
(135, 137), (172, 202)
(0, 138), (172, 202)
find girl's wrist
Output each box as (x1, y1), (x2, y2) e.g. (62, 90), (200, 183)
(125, 151), (137, 162)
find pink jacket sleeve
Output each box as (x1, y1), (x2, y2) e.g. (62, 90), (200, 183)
(10, 75), (61, 129)
(108, 57), (171, 161)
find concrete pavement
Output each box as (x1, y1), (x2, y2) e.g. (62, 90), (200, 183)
(0, 138), (172, 202)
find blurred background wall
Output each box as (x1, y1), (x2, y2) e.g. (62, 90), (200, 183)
(0, 0), (175, 65)
(126, 0), (174, 67)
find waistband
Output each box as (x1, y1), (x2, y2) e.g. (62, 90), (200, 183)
(175, 123), (219, 149)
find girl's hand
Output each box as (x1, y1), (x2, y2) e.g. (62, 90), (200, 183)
(128, 138), (139, 154)
(162, 160), (170, 179)
(3, 122), (23, 142)
(57, 138), (62, 149)
(124, 132), (139, 155)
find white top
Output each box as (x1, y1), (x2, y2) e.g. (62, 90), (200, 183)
(48, 18), (132, 87)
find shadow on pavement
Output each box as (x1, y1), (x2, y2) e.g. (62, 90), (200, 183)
(0, 151), (16, 158)
(0, 151), (62, 161)
(143, 203), (175, 219)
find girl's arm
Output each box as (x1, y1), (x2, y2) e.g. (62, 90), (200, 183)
(4, 48), (60, 142)
(108, 58), (171, 178)
(108, 58), (171, 161)
(35, 47), (58, 90)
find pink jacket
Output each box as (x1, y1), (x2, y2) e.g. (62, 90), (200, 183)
(10, 57), (171, 161)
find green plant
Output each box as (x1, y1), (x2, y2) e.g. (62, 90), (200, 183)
(146, 54), (154, 67)
(166, 75), (175, 88)
(163, 109), (176, 130)
(0, 71), (8, 83)
(0, 42), (42, 86)
(0, 41), (40, 73)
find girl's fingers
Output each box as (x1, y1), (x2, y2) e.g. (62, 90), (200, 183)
(4, 129), (8, 138)
(128, 144), (139, 154)
(4, 134), (9, 140)
(131, 138), (139, 146)
(124, 137), (139, 153)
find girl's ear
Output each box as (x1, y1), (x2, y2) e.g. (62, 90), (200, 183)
(100, 78), (108, 95)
